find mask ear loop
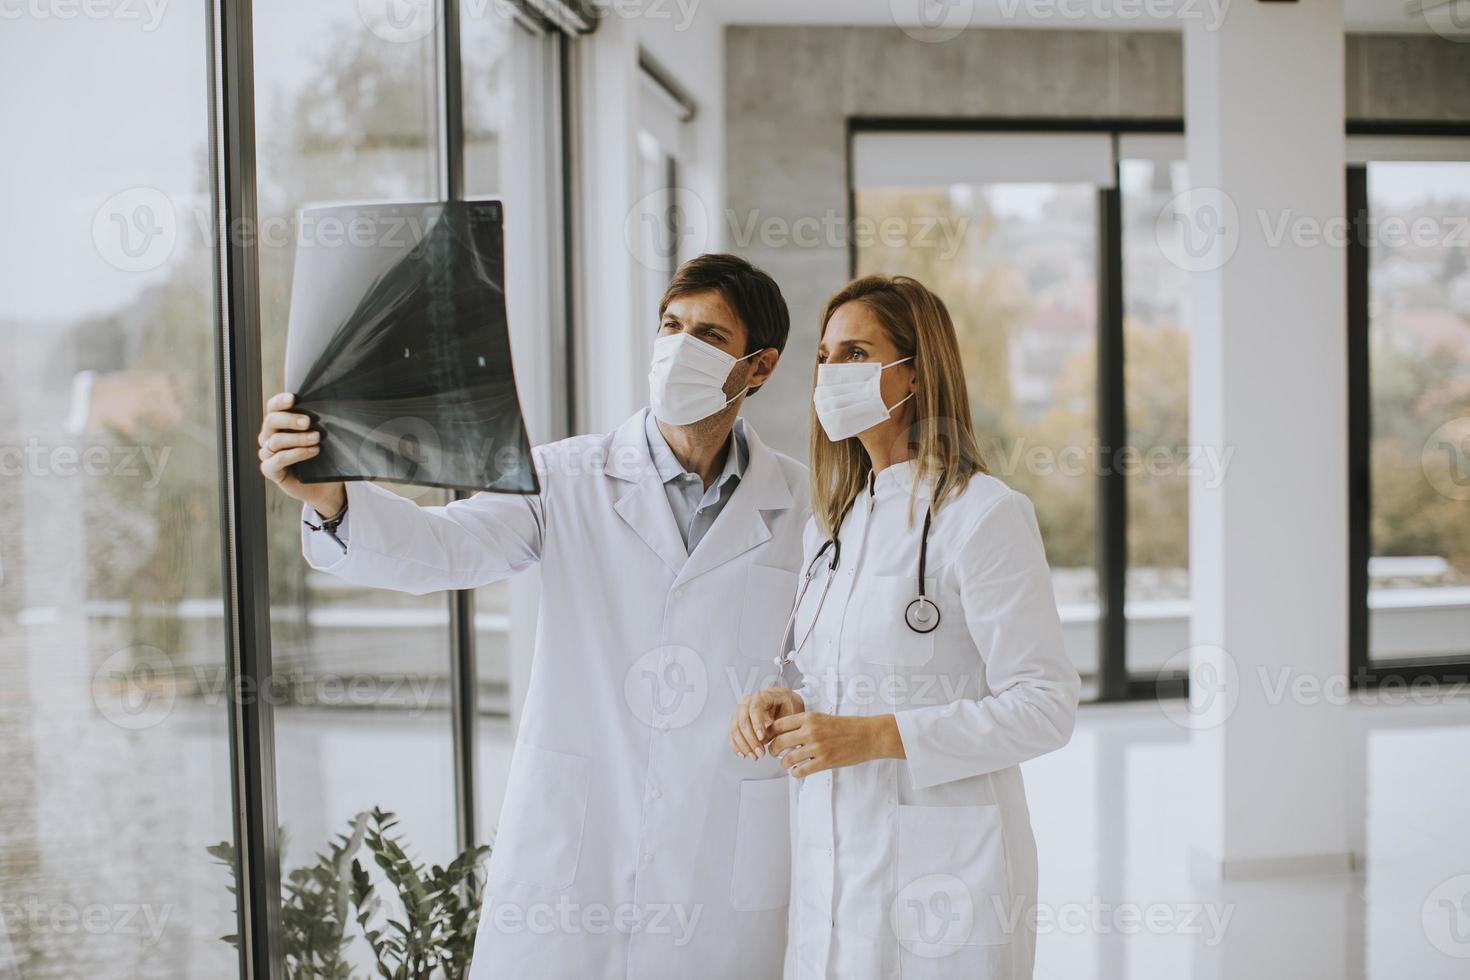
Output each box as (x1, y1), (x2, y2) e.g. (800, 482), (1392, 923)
(886, 392), (915, 413)
(880, 355), (916, 415)
(719, 346), (769, 411)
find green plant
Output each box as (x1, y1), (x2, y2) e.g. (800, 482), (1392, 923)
(208, 809), (490, 980)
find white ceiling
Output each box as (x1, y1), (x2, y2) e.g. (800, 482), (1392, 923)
(703, 0), (1446, 34)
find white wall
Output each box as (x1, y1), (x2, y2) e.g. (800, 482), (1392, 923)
(573, 4), (726, 432)
(1184, 0), (1351, 881)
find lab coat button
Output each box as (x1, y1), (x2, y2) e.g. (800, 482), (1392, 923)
(673, 588), (685, 599)
(650, 786), (662, 799)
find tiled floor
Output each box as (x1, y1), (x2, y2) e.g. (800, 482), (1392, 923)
(1023, 695), (1470, 980)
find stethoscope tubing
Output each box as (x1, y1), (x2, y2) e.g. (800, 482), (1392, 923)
(775, 502), (940, 670)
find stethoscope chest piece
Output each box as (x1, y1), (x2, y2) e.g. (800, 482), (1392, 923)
(904, 596), (941, 634)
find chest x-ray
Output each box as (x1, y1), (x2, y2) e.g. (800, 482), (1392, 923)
(283, 200), (537, 495)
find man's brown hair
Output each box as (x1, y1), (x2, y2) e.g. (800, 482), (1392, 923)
(658, 253), (790, 396)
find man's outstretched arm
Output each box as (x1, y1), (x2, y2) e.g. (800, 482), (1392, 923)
(260, 391), (545, 595)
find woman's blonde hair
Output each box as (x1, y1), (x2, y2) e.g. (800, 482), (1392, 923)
(809, 274), (988, 536)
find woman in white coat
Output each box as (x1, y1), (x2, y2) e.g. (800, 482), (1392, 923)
(729, 275), (1081, 979)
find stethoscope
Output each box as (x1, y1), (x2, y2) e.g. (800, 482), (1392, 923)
(774, 502), (940, 672)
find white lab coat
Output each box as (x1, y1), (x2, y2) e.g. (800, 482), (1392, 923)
(302, 409), (810, 979)
(783, 462), (1080, 980)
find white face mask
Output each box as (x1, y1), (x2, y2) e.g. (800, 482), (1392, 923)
(812, 356), (914, 442)
(648, 332), (761, 426)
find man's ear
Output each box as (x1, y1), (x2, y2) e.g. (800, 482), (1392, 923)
(752, 351), (776, 384)
(746, 348), (779, 395)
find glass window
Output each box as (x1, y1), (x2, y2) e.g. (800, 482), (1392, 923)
(1366, 161), (1470, 664)
(629, 72), (690, 326)
(1120, 155), (1192, 676)
(461, 11), (567, 827)
(0, 9), (234, 978)
(854, 181), (1101, 689)
(250, 3), (455, 968)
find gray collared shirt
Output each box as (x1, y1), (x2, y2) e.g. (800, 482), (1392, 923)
(645, 410), (747, 554)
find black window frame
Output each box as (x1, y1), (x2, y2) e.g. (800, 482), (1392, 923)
(846, 116), (1187, 704)
(848, 116), (1470, 703)
(207, 0), (586, 974)
(1345, 120), (1470, 691)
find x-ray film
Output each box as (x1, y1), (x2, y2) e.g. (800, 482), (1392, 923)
(283, 200), (538, 495)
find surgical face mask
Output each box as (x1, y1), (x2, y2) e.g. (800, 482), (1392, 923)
(812, 356), (914, 442)
(648, 332), (761, 426)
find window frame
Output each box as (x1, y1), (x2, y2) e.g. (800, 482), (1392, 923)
(206, 1), (583, 974)
(1345, 120), (1470, 691)
(847, 116), (1186, 705)
(850, 116), (1470, 702)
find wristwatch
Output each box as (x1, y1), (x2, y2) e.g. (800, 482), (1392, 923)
(303, 499), (349, 552)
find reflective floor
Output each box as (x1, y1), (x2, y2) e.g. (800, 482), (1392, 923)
(7, 659), (1467, 979)
(1025, 695), (1470, 980)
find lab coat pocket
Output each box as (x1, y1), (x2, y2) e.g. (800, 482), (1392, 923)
(729, 776), (792, 911)
(858, 575), (937, 666)
(739, 563), (799, 661)
(892, 804), (1013, 952)
(489, 743), (591, 889)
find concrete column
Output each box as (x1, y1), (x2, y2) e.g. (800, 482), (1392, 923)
(1182, 0), (1352, 879)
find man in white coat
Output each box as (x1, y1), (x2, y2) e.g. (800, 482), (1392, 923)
(256, 254), (809, 979)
